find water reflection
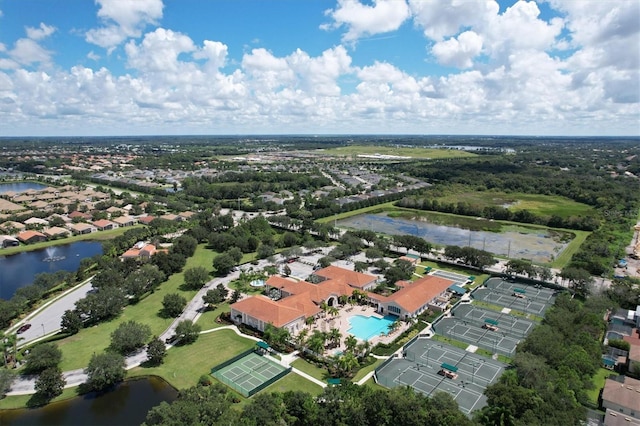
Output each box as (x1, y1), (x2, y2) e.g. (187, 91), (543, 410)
(0, 377), (177, 426)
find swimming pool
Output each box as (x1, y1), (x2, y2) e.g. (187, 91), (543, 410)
(348, 315), (397, 341)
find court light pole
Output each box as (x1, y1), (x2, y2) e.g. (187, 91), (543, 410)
(471, 362), (478, 384)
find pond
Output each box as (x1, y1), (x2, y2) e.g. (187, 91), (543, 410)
(0, 377), (177, 426)
(336, 212), (571, 263)
(0, 241), (103, 300)
(0, 182), (48, 194)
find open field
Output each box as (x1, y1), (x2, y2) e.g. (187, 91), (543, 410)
(310, 145), (477, 160)
(56, 245), (213, 371)
(435, 190), (596, 218)
(291, 358), (327, 381)
(128, 329), (255, 389)
(587, 368), (614, 405)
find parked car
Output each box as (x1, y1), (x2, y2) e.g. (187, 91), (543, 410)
(17, 323), (31, 334)
(165, 334), (178, 344)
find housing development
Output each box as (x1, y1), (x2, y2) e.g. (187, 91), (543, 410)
(1, 136), (640, 426)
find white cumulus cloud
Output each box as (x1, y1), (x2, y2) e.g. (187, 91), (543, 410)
(26, 23), (56, 41)
(432, 31), (483, 68)
(323, 0), (410, 42)
(86, 0), (164, 51)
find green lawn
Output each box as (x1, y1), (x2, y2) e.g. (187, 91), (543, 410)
(436, 190), (596, 218)
(363, 377), (388, 390)
(258, 371), (324, 396)
(57, 244), (214, 371)
(197, 303), (232, 330)
(587, 368), (613, 405)
(128, 329), (256, 390)
(0, 387), (80, 410)
(313, 145), (477, 160)
(291, 358), (328, 381)
(352, 358), (385, 382)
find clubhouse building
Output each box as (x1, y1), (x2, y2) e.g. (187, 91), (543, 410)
(230, 265), (454, 334)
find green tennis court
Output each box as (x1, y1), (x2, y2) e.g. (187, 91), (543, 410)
(211, 351), (290, 397)
(452, 303), (536, 338)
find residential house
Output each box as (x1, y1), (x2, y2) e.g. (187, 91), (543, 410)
(121, 242), (160, 259)
(112, 215), (136, 227)
(43, 227), (70, 239)
(0, 235), (19, 248)
(68, 211), (92, 221)
(93, 219), (116, 231)
(0, 221), (26, 234)
(602, 376), (640, 425)
(138, 216), (155, 225)
(24, 217), (49, 228)
(16, 230), (47, 244)
(67, 222), (95, 235)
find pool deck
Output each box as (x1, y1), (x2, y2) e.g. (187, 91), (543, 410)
(302, 304), (409, 354)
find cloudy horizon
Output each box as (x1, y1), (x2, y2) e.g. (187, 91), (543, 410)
(0, 0), (638, 137)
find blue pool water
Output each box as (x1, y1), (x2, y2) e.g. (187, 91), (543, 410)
(348, 315), (396, 341)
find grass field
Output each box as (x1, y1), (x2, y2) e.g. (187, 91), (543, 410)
(311, 145), (477, 160)
(198, 303), (232, 330)
(587, 368), (614, 405)
(128, 329), (255, 389)
(435, 190), (596, 218)
(291, 358), (327, 381)
(258, 371), (324, 396)
(56, 244), (214, 371)
(351, 358), (385, 382)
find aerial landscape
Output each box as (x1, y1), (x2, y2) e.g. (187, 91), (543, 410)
(0, 1), (639, 426)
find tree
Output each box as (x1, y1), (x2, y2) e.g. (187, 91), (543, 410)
(354, 261), (368, 273)
(161, 293), (187, 318)
(25, 343), (62, 374)
(85, 351), (126, 392)
(171, 235), (198, 257)
(146, 336), (167, 366)
(212, 253), (235, 276)
(175, 319), (201, 345)
(34, 367), (65, 401)
(202, 284), (228, 307)
(124, 265), (166, 299)
(560, 267), (594, 299)
(60, 309), (83, 335)
(344, 335), (358, 353)
(110, 320), (152, 355)
(183, 266), (209, 290)
(283, 265), (292, 276)
(0, 369), (15, 399)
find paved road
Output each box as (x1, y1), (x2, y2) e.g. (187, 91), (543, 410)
(10, 280), (94, 348)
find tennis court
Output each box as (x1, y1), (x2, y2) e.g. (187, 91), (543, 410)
(485, 277), (557, 303)
(452, 303), (536, 338)
(433, 317), (519, 356)
(429, 269), (471, 286)
(211, 351), (290, 397)
(471, 287), (549, 316)
(376, 339), (506, 415)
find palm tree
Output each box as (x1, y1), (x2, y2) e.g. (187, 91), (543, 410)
(307, 335), (325, 356)
(338, 295), (349, 306)
(319, 301), (328, 318)
(305, 316), (316, 329)
(328, 328), (342, 348)
(344, 335), (358, 353)
(336, 352), (360, 377)
(295, 329), (308, 348)
(328, 306), (339, 318)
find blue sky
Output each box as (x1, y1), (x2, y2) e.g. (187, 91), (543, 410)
(0, 0), (638, 136)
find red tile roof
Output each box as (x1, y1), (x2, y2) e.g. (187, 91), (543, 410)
(314, 265), (376, 289)
(231, 295), (304, 328)
(371, 275), (453, 313)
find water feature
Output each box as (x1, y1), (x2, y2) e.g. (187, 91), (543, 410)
(337, 213), (571, 263)
(347, 314), (397, 341)
(0, 241), (103, 300)
(0, 182), (48, 194)
(0, 377), (177, 426)
(43, 246), (66, 262)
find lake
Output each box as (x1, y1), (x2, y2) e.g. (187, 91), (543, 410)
(0, 241), (103, 300)
(0, 182), (48, 194)
(337, 213), (571, 263)
(0, 377), (177, 426)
